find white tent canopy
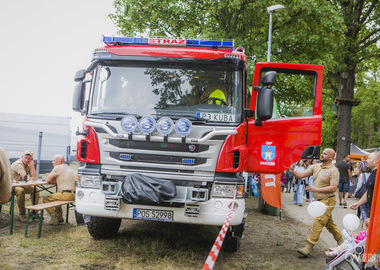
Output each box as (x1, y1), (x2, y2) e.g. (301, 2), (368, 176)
(350, 143), (370, 156)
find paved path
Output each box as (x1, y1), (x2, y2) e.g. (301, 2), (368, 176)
(281, 191), (361, 247)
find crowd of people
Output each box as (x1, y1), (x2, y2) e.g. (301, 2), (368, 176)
(281, 152), (374, 218)
(0, 147), (76, 225)
(281, 148), (379, 270)
(281, 159), (318, 206)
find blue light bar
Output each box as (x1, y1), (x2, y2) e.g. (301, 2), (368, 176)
(103, 36), (149, 46)
(102, 36), (234, 50)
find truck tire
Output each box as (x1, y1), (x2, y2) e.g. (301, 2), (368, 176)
(224, 223), (244, 252)
(86, 216), (122, 239)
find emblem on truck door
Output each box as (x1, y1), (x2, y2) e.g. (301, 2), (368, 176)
(261, 145), (276, 161)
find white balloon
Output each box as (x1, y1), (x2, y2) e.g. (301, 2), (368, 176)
(307, 201), (327, 217)
(343, 214), (360, 231)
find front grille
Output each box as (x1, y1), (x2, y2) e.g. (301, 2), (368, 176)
(120, 165), (194, 174)
(111, 152), (207, 166)
(109, 139), (209, 153)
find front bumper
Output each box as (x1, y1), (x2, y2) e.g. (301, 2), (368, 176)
(75, 188), (245, 226)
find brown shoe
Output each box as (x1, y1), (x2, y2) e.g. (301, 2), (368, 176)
(297, 242), (314, 257)
(57, 215), (64, 223)
(45, 215), (59, 225)
(19, 215), (27, 222)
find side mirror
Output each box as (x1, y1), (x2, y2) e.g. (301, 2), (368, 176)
(72, 82), (86, 112)
(74, 69), (86, 82)
(256, 87), (274, 122)
(255, 71), (276, 125)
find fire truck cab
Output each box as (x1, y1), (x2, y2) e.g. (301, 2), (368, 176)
(72, 37), (322, 251)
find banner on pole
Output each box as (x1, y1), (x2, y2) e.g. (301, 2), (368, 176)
(260, 173), (281, 209)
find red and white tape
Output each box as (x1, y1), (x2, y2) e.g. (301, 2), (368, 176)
(202, 191), (237, 270)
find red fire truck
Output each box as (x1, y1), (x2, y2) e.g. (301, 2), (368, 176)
(72, 37), (322, 251)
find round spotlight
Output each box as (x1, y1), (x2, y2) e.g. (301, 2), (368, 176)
(76, 190), (85, 200)
(156, 117), (174, 135)
(175, 118), (192, 136)
(121, 115), (138, 133)
(139, 116), (156, 134)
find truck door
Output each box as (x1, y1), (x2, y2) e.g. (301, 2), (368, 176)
(246, 62), (323, 174)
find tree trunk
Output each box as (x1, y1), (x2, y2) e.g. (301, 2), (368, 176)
(336, 67), (355, 163)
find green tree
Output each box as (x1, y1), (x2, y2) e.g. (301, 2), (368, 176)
(110, 0), (380, 158)
(352, 62), (380, 149)
(326, 0), (380, 161)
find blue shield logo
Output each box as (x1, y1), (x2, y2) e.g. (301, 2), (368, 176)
(261, 145), (276, 161)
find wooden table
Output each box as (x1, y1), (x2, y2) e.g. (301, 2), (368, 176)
(9, 180), (54, 235)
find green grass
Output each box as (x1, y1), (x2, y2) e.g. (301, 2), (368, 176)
(1, 191), (329, 270)
(0, 218), (216, 269)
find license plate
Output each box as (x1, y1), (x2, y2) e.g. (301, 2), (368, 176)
(196, 112), (235, 122)
(133, 208), (173, 222)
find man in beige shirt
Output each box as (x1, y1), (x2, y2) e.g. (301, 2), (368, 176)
(0, 146), (12, 204)
(43, 155), (76, 225)
(289, 148), (343, 257)
(11, 150), (39, 222)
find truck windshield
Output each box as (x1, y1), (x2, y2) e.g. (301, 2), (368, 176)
(89, 62), (242, 124)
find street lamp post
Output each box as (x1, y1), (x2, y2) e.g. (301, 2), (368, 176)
(267, 4), (285, 62)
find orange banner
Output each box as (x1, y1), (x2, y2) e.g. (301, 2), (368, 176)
(260, 174), (281, 209)
(364, 161), (380, 263)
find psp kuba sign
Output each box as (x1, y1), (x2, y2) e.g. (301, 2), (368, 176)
(260, 174), (281, 209)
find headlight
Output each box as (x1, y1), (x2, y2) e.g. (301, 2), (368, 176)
(211, 184), (244, 199)
(156, 117), (174, 135)
(175, 118), (192, 136)
(121, 115), (138, 133)
(139, 116), (156, 134)
(80, 175), (101, 188)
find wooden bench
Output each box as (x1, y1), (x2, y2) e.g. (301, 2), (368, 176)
(25, 200), (75, 238)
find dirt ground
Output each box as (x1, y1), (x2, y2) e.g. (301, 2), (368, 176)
(0, 191), (365, 270)
(235, 193), (332, 270)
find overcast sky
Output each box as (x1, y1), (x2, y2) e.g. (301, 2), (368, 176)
(0, 1), (118, 131)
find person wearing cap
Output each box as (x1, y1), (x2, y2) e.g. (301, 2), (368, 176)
(0, 146), (12, 204)
(43, 154), (76, 225)
(11, 150), (39, 222)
